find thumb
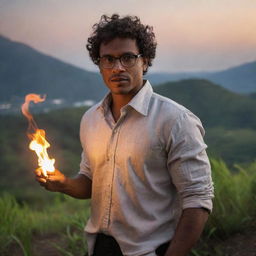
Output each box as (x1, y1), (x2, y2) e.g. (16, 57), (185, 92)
(47, 169), (66, 182)
(35, 168), (43, 177)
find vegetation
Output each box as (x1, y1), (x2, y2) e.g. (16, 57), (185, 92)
(155, 79), (256, 166)
(155, 79), (256, 129)
(1, 32), (256, 255)
(206, 127), (256, 166)
(1, 78), (256, 255)
(1, 80), (256, 199)
(0, 159), (255, 255)
(0, 193), (90, 256)
(207, 160), (256, 237)
(0, 108), (84, 202)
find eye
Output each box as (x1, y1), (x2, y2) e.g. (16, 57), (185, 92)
(121, 54), (135, 62)
(103, 56), (115, 63)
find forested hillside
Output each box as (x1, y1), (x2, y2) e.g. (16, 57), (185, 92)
(1, 78), (256, 256)
(155, 79), (256, 164)
(0, 35), (106, 103)
(147, 60), (256, 94)
(155, 79), (256, 129)
(1, 79), (256, 200)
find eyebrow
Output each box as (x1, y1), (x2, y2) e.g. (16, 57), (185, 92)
(101, 52), (138, 57)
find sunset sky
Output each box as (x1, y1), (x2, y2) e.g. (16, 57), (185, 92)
(1, 0), (256, 72)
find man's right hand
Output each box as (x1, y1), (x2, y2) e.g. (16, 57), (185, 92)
(34, 168), (67, 192)
(34, 169), (92, 199)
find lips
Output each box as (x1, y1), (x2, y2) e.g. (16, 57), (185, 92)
(110, 75), (129, 82)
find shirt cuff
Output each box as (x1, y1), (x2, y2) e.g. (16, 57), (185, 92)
(182, 198), (213, 213)
(78, 169), (92, 180)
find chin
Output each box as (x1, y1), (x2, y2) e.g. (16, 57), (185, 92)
(111, 88), (130, 95)
(109, 83), (130, 93)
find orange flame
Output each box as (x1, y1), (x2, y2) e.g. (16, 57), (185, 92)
(21, 94), (55, 177)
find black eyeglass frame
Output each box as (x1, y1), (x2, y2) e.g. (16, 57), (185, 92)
(98, 54), (143, 69)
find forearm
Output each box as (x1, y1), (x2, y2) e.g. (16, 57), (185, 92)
(37, 169), (92, 199)
(59, 174), (92, 199)
(164, 208), (209, 256)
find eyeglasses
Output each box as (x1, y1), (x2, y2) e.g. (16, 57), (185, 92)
(98, 54), (142, 69)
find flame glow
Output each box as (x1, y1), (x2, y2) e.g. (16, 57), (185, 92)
(21, 94), (55, 177)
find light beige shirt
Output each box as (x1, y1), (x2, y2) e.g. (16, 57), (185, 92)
(79, 80), (214, 256)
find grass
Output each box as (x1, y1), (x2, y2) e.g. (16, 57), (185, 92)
(0, 159), (255, 255)
(190, 159), (256, 256)
(0, 193), (90, 256)
(206, 159), (256, 238)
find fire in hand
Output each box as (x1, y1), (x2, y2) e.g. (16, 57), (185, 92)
(21, 94), (55, 177)
(29, 129), (55, 177)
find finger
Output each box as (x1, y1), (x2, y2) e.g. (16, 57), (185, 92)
(35, 169), (49, 179)
(47, 171), (55, 177)
(34, 168), (42, 176)
(36, 177), (47, 183)
(47, 175), (58, 182)
(47, 170), (64, 182)
(47, 169), (60, 176)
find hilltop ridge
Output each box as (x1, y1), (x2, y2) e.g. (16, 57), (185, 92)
(0, 35), (106, 103)
(148, 60), (256, 94)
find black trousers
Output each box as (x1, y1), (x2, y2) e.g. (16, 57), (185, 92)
(90, 233), (170, 256)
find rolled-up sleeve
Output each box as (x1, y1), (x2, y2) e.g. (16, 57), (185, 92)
(78, 114), (92, 180)
(79, 151), (92, 180)
(167, 111), (214, 212)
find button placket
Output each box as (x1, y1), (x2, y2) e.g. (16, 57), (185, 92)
(101, 111), (127, 231)
(100, 128), (114, 230)
(105, 122), (123, 229)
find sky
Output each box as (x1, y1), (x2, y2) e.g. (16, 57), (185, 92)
(1, 0), (256, 73)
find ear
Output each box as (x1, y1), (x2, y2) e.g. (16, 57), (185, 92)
(99, 65), (103, 74)
(142, 58), (149, 73)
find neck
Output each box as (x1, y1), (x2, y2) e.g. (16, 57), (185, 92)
(110, 94), (132, 122)
(110, 80), (145, 122)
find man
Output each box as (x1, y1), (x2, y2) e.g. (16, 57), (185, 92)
(35, 14), (214, 256)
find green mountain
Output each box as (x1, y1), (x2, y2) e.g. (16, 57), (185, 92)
(1, 79), (256, 199)
(0, 35), (107, 103)
(155, 79), (256, 129)
(155, 79), (256, 165)
(147, 61), (256, 94)
(250, 92), (256, 99)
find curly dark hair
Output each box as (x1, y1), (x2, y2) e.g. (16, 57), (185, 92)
(86, 14), (157, 74)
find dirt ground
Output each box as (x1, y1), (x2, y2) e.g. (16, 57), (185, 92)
(32, 233), (64, 256)
(5, 228), (256, 256)
(216, 229), (256, 256)
(193, 226), (256, 256)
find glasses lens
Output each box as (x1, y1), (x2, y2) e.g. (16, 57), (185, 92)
(100, 54), (139, 68)
(100, 56), (115, 68)
(120, 54), (136, 67)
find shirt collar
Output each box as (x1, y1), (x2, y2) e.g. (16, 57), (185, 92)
(97, 93), (112, 116)
(97, 80), (153, 117)
(127, 80), (153, 116)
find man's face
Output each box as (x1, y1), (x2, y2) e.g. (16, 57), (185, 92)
(99, 37), (148, 97)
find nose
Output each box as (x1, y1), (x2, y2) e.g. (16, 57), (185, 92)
(112, 59), (125, 72)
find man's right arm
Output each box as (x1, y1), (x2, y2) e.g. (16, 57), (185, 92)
(35, 169), (92, 199)
(59, 174), (92, 199)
